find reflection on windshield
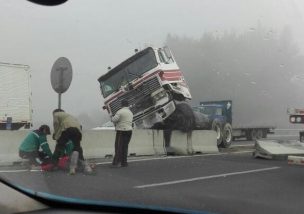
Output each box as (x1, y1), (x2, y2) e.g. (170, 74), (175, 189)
(100, 48), (158, 98)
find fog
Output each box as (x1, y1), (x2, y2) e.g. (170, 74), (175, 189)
(167, 26), (304, 128)
(1, 0), (304, 129)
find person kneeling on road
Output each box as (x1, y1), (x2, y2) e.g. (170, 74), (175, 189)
(52, 109), (93, 175)
(19, 125), (53, 170)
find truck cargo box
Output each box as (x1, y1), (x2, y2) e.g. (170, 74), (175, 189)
(0, 62), (32, 130)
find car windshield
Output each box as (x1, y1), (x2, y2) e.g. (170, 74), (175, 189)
(1, 1), (304, 214)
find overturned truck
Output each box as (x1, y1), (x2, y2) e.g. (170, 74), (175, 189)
(97, 46), (202, 133)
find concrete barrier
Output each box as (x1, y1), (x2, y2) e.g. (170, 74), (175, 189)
(190, 130), (218, 154)
(168, 130), (218, 155)
(129, 129), (156, 156)
(0, 129), (218, 165)
(168, 131), (192, 155)
(0, 130), (28, 165)
(152, 130), (166, 155)
(82, 130), (115, 159)
(0, 129), (157, 165)
(0, 130), (58, 165)
(83, 129), (165, 158)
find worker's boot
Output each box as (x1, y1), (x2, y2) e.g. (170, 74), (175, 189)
(69, 151), (79, 175)
(79, 160), (93, 175)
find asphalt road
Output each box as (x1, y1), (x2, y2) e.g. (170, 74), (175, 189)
(1, 142), (303, 214)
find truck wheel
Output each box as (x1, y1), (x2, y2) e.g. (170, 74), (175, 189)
(211, 120), (223, 146)
(248, 129), (259, 141)
(262, 130), (267, 138)
(256, 129), (263, 139)
(301, 135), (304, 143)
(246, 130), (257, 141)
(300, 132), (304, 143)
(222, 123), (232, 148)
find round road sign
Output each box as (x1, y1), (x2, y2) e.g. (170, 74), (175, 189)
(50, 57), (73, 94)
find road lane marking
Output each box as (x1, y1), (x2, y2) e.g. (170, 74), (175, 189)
(231, 144), (254, 147)
(134, 166), (280, 189)
(268, 135), (298, 137)
(0, 151), (253, 173)
(0, 169), (42, 173)
(0, 169), (29, 173)
(94, 151), (253, 166)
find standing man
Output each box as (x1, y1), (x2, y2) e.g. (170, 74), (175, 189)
(52, 109), (92, 174)
(111, 99), (134, 167)
(19, 125), (52, 169)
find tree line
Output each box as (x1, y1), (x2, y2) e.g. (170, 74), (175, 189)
(166, 25), (304, 127)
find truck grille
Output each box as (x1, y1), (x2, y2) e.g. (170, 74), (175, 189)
(109, 76), (161, 115)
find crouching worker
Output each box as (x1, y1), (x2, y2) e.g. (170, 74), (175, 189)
(19, 125), (53, 170)
(52, 109), (93, 175)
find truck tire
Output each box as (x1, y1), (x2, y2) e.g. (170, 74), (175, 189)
(256, 129), (263, 139)
(211, 120), (223, 146)
(247, 129), (262, 141)
(222, 123), (232, 148)
(246, 130), (257, 141)
(300, 131), (304, 143)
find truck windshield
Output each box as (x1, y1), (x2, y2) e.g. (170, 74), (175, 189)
(99, 48), (158, 98)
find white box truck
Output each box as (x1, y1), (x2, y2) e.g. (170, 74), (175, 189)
(0, 62), (32, 130)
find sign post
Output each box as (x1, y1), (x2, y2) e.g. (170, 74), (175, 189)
(50, 57), (73, 109)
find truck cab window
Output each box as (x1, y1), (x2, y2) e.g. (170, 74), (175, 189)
(158, 49), (173, 64)
(158, 50), (167, 63)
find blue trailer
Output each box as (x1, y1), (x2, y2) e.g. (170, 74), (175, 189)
(193, 100), (275, 148)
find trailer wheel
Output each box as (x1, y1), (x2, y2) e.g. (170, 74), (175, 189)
(256, 129), (263, 139)
(222, 123), (232, 148)
(211, 120), (223, 146)
(300, 132), (304, 143)
(247, 130), (257, 141)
